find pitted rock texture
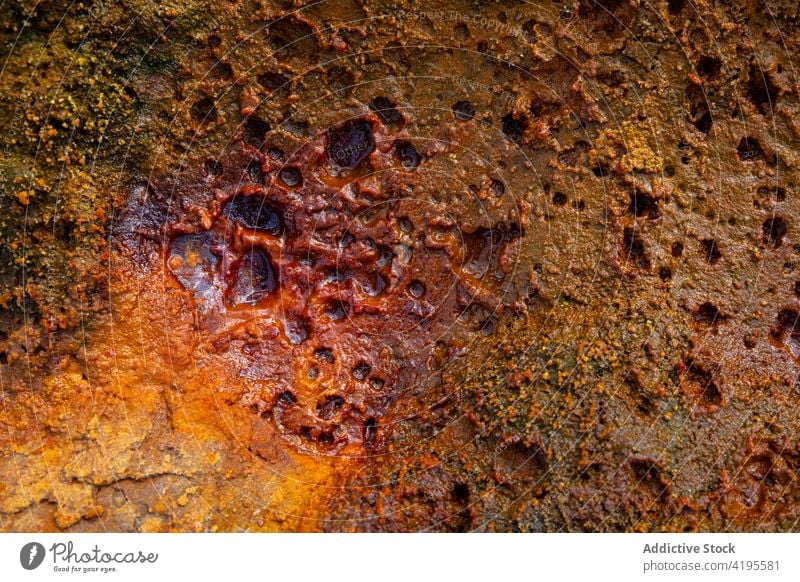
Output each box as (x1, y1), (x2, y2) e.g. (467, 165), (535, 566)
(155, 111), (523, 454)
(3, 0), (800, 532)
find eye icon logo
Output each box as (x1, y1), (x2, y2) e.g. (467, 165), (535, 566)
(20, 542), (46, 570)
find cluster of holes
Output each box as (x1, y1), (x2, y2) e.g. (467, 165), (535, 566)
(168, 82), (530, 455)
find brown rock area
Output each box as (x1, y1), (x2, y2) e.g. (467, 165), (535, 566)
(2, 0), (800, 531)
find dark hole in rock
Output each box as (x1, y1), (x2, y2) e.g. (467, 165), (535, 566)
(204, 159), (223, 176)
(697, 55), (722, 79)
(338, 230), (354, 248)
(623, 227), (650, 270)
(452, 100), (475, 121)
(686, 84), (713, 134)
(701, 238), (721, 264)
(552, 192), (568, 206)
(377, 246), (393, 267)
(668, 0), (685, 15)
(691, 109), (713, 134)
(243, 116), (270, 148)
(362, 272), (386, 297)
(222, 195), (282, 235)
(396, 141), (420, 170)
(191, 97), (217, 123)
(278, 167), (302, 187)
(245, 159), (263, 182)
(363, 418), (377, 447)
(501, 113), (527, 142)
(228, 248), (277, 306)
(762, 216), (787, 248)
(325, 301), (349, 321)
(681, 359), (723, 407)
(267, 18), (319, 59)
(316, 395), (344, 420)
(521, 19), (537, 41)
(671, 241), (684, 257)
(773, 309), (800, 341)
(463, 227), (508, 280)
(315, 347), (335, 364)
(211, 61), (233, 80)
(737, 136), (773, 164)
(452, 482), (470, 503)
(694, 302), (724, 325)
(326, 119), (375, 170)
(747, 64), (779, 115)
(352, 362), (371, 380)
(491, 179), (505, 197)
(409, 280), (426, 298)
(629, 459), (671, 499)
(628, 191), (659, 218)
(257, 71), (289, 91)
(276, 391), (297, 406)
(369, 96), (403, 125)
(317, 431), (334, 445)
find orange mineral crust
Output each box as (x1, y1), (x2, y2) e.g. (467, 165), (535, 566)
(3, 0), (800, 532)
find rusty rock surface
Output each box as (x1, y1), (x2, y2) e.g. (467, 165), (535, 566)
(2, 0), (800, 531)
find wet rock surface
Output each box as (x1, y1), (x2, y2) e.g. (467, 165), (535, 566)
(158, 109), (521, 454)
(2, 0), (800, 532)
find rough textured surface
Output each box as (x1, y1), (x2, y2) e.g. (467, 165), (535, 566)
(3, 0), (800, 531)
